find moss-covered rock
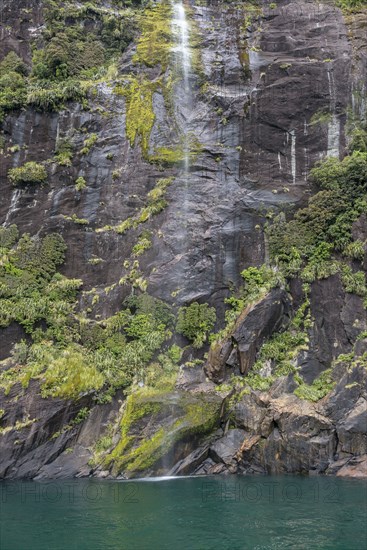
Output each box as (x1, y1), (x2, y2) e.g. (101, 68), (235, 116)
(104, 388), (221, 477)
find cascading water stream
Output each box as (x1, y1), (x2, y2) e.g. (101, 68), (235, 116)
(157, 3), (195, 472)
(171, 1), (193, 206)
(326, 66), (340, 158)
(172, 2), (191, 97)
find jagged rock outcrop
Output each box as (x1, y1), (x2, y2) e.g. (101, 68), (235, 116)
(162, 358), (367, 478)
(206, 288), (292, 381)
(0, 376), (122, 479)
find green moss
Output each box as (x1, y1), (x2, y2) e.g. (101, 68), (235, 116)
(133, 1), (173, 70)
(148, 147), (186, 165)
(8, 162), (47, 186)
(187, 11), (204, 78)
(105, 391), (164, 470)
(310, 110), (332, 126)
(106, 390), (220, 475)
(120, 77), (157, 156)
(62, 213), (89, 225)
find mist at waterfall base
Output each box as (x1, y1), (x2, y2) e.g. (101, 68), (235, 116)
(1, 476), (366, 549)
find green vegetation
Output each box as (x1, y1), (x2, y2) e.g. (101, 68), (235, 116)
(62, 213), (89, 225)
(97, 177), (173, 234)
(0, 226), (76, 337)
(132, 231), (152, 257)
(80, 133), (98, 155)
(8, 162), (47, 186)
(75, 176), (87, 191)
(27, 81), (87, 112)
(0, 52), (27, 122)
(0, 1), (143, 122)
(55, 138), (73, 166)
(211, 265), (284, 344)
(0, 416), (37, 436)
(0, 225), (176, 400)
(148, 137), (202, 166)
(348, 126), (367, 154)
(114, 0), (203, 162)
(176, 302), (216, 348)
(104, 388), (220, 475)
(310, 110), (332, 126)
(336, 0), (367, 13)
(248, 309), (309, 389)
(294, 369), (335, 402)
(213, 141), (367, 398)
(268, 151), (367, 279)
(133, 1), (173, 69)
(118, 77), (157, 155)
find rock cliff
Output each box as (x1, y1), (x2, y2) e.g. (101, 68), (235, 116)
(0, 0), (366, 479)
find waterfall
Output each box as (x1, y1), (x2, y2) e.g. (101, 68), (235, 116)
(172, 2), (191, 97)
(290, 130), (296, 185)
(326, 66), (340, 158)
(287, 129), (296, 185)
(4, 189), (21, 226)
(171, 2), (193, 218)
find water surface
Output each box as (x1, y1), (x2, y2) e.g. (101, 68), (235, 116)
(0, 476), (366, 549)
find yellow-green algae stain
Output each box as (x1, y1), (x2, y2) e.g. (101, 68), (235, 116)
(134, 0), (174, 70)
(116, 77), (158, 156)
(115, 0), (204, 160)
(105, 389), (221, 476)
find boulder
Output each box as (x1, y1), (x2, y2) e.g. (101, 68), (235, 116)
(209, 429), (246, 465)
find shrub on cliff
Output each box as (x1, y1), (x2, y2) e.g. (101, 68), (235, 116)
(310, 150), (367, 199)
(8, 162), (47, 186)
(176, 302), (216, 348)
(268, 151), (367, 268)
(0, 52), (27, 121)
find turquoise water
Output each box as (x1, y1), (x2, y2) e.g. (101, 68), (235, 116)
(0, 476), (366, 549)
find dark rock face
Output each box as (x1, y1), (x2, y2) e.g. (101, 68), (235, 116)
(0, 377), (122, 479)
(0, 0), (367, 479)
(232, 289), (291, 375)
(164, 362), (367, 478)
(206, 288), (291, 381)
(298, 276), (367, 383)
(2, 0), (360, 310)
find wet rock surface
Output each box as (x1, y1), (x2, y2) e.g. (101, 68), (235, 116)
(0, 0), (367, 479)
